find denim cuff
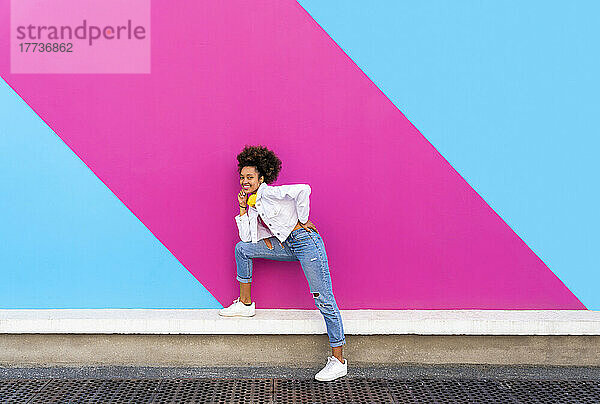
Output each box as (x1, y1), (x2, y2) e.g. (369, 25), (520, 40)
(236, 275), (252, 284)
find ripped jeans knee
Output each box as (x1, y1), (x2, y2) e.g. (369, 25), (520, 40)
(312, 291), (322, 307)
(312, 291), (329, 310)
(263, 238), (284, 250)
(311, 290), (346, 347)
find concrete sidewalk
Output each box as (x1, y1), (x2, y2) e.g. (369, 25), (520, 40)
(2, 309), (600, 367)
(3, 309), (600, 334)
(3, 364), (600, 380)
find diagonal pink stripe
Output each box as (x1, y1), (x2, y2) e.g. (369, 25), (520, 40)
(0, 0), (584, 309)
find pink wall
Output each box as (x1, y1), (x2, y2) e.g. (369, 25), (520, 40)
(0, 0), (584, 309)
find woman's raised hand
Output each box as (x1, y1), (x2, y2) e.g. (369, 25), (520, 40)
(238, 189), (248, 207)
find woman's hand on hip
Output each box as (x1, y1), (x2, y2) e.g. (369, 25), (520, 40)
(299, 219), (318, 234)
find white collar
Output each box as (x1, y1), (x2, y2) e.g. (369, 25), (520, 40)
(256, 182), (267, 200)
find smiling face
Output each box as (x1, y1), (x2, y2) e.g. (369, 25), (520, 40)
(240, 166), (264, 194)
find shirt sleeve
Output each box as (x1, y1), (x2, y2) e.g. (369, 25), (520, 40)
(266, 184), (311, 224)
(234, 213), (252, 242)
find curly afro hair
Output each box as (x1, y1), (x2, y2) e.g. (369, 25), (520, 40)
(236, 145), (282, 184)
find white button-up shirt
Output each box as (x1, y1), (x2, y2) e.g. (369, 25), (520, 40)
(235, 182), (311, 243)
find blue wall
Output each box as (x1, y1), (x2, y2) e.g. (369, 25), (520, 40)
(298, 0), (600, 309)
(0, 79), (221, 308)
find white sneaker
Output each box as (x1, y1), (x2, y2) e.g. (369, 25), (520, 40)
(315, 356), (347, 381)
(218, 297), (255, 317)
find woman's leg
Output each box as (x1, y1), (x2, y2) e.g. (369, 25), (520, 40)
(287, 229), (346, 361)
(235, 237), (298, 302)
(240, 282), (252, 304)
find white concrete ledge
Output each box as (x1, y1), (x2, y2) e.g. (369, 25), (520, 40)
(1, 309), (600, 335)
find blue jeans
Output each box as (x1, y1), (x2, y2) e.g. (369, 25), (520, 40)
(235, 228), (346, 348)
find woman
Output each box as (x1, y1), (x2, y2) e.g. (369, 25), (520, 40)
(219, 145), (347, 382)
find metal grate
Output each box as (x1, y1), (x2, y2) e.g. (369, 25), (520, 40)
(0, 379), (48, 403)
(274, 378), (393, 403)
(386, 379), (600, 404)
(387, 379), (511, 403)
(496, 380), (600, 404)
(153, 379), (272, 403)
(1, 377), (599, 403)
(29, 379), (160, 403)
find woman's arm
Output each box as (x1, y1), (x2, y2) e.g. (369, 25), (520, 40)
(265, 184), (311, 224)
(234, 213), (251, 242)
(235, 190), (251, 241)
